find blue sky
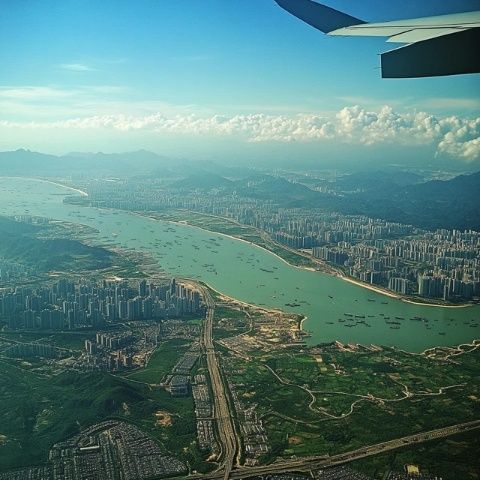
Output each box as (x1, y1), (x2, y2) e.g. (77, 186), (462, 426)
(0, 0), (479, 167)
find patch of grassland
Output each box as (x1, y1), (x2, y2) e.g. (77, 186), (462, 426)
(120, 338), (190, 384)
(224, 346), (480, 465)
(351, 430), (480, 480)
(214, 305), (250, 339)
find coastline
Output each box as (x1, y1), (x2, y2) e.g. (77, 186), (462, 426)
(143, 211), (473, 310)
(7, 178), (470, 312)
(1, 177), (478, 355)
(141, 212), (316, 272)
(340, 276), (400, 299)
(1, 176), (89, 197)
(193, 278), (307, 331)
(41, 179), (89, 197)
(401, 298), (472, 309)
(202, 281), (286, 315)
(340, 275), (472, 309)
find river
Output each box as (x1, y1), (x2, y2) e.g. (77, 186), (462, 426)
(1, 177), (479, 352)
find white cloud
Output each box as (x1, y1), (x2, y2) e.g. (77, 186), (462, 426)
(0, 85), (207, 120)
(59, 63), (95, 72)
(0, 86), (76, 100)
(1, 105), (479, 162)
(436, 119), (480, 161)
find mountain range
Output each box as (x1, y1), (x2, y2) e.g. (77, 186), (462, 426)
(1, 149), (478, 231)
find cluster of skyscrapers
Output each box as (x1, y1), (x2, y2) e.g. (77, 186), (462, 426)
(72, 179), (479, 301)
(0, 277), (203, 330)
(0, 260), (34, 284)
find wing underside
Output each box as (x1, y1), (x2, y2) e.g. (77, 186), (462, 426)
(275, 0), (480, 78)
(381, 27), (480, 78)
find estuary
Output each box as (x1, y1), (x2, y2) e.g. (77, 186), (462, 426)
(1, 177), (479, 352)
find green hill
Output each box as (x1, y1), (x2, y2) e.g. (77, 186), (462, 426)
(0, 216), (117, 273)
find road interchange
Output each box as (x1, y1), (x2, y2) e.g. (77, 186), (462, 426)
(191, 419), (480, 479)
(187, 281), (480, 480)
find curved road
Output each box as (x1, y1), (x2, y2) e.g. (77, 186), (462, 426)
(185, 280), (480, 480)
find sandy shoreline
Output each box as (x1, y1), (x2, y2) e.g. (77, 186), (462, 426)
(42, 179), (89, 197)
(197, 279), (307, 329)
(140, 211), (475, 310)
(340, 276), (400, 299)
(1, 176), (89, 197)
(401, 298), (472, 309)
(144, 213), (316, 272)
(340, 275), (472, 309)
(205, 282), (285, 315)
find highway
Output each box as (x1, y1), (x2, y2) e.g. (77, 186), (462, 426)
(184, 280), (480, 480)
(190, 419), (480, 479)
(199, 285), (240, 480)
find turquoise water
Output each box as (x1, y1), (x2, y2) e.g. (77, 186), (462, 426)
(1, 177), (479, 352)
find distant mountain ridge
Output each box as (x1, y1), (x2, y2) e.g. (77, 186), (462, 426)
(170, 170), (480, 231)
(335, 171), (480, 231)
(334, 170), (424, 192)
(1, 149), (479, 231)
(0, 149), (173, 175)
(172, 172), (233, 190)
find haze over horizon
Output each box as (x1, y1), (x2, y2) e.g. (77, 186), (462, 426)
(1, 0), (479, 168)
(1, 3), (480, 478)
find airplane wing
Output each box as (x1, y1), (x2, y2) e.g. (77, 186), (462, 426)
(274, 0), (480, 78)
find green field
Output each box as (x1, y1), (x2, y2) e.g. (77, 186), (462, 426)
(223, 344), (480, 474)
(120, 339), (190, 384)
(351, 430), (480, 479)
(214, 305), (250, 339)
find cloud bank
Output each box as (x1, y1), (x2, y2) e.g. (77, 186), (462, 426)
(1, 105), (479, 162)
